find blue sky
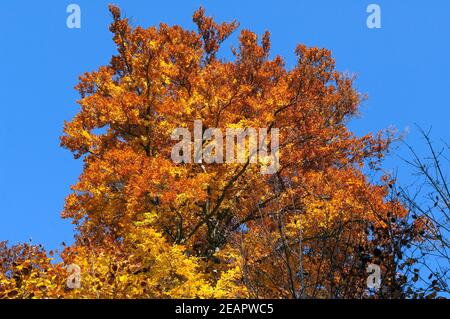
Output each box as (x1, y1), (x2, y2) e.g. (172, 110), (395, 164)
(0, 0), (449, 252)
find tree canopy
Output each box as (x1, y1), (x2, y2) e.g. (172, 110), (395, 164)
(0, 5), (437, 299)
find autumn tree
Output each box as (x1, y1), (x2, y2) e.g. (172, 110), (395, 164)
(0, 5), (435, 299)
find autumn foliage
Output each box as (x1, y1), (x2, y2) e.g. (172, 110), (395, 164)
(0, 5), (432, 299)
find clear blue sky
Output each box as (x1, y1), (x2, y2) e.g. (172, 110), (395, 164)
(0, 0), (449, 252)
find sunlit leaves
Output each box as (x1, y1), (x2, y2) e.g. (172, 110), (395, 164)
(0, 5), (424, 299)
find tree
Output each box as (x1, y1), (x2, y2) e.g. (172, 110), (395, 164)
(399, 128), (450, 297)
(0, 5), (435, 299)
